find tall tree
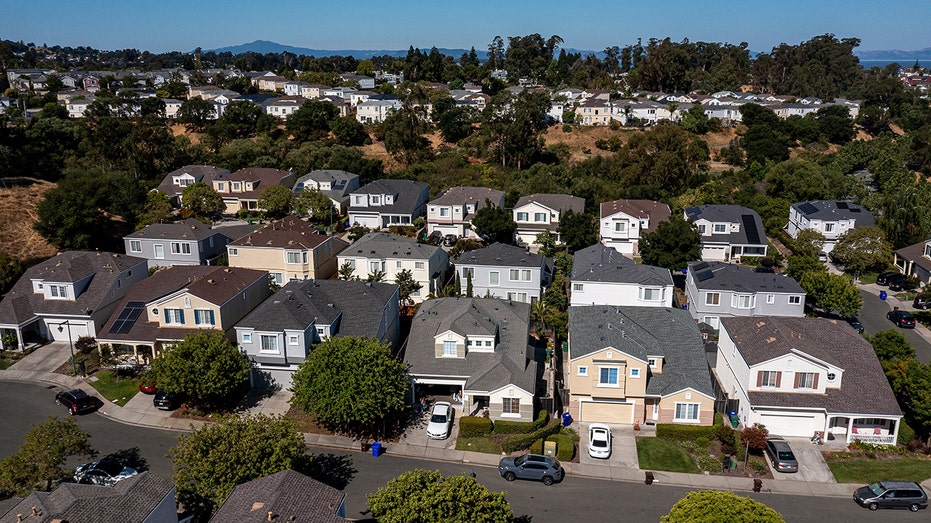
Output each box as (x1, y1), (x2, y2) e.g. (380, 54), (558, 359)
(557, 210), (597, 253)
(0, 417), (96, 498)
(471, 204), (517, 244)
(294, 188), (336, 226)
(286, 100), (338, 142)
(181, 181), (225, 218)
(177, 98), (216, 131)
(395, 269), (422, 306)
(258, 185), (293, 219)
(830, 226), (893, 274)
(640, 215), (701, 270)
(381, 104), (433, 166)
(150, 330), (251, 409)
(368, 469), (512, 523)
(798, 271), (862, 317)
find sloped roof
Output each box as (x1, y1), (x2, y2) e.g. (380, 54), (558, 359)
(429, 186), (505, 207)
(126, 218), (224, 242)
(599, 199), (671, 234)
(229, 216), (348, 252)
(343, 232), (443, 261)
(572, 244), (673, 285)
(155, 165), (230, 196)
(687, 261), (804, 294)
(791, 200), (875, 225)
(515, 193), (584, 214)
(895, 240), (931, 274)
(684, 205), (767, 247)
(454, 243), (546, 269)
(350, 179), (429, 215)
(211, 470), (346, 523)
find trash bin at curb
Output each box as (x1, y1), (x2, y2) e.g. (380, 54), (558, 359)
(880, 291), (887, 300)
(645, 471), (654, 485)
(753, 479), (762, 492)
(561, 412), (572, 427)
(371, 441), (382, 457)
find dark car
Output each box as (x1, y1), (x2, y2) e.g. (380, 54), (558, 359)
(55, 389), (96, 415)
(876, 271), (902, 286)
(498, 453), (564, 486)
(74, 459), (138, 486)
(425, 231), (443, 245)
(888, 275), (918, 291)
(887, 310), (917, 329)
(443, 234), (458, 247)
(854, 480), (927, 512)
(764, 437), (799, 473)
(753, 266), (775, 273)
(846, 316), (864, 333)
(153, 389), (179, 411)
(915, 295), (930, 310)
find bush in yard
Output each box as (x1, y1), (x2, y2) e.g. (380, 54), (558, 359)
(492, 409), (548, 435)
(898, 420), (916, 445)
(367, 469), (512, 523)
(459, 416), (493, 437)
(501, 419), (562, 454)
(741, 424), (769, 453)
(716, 423), (738, 448)
(661, 490), (785, 523)
(548, 433), (575, 461)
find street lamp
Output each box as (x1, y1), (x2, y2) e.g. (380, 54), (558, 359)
(57, 321), (77, 377)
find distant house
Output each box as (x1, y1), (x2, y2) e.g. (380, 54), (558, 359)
(356, 98), (402, 123)
(212, 168), (296, 214)
(340, 73), (375, 90)
(785, 200), (875, 253)
(684, 261), (805, 330)
(599, 199), (671, 256)
(894, 238), (931, 284)
(684, 205), (768, 262)
(570, 244), (674, 307)
(347, 179), (430, 229)
(236, 279), (400, 389)
(265, 96), (307, 118)
(210, 469), (347, 522)
(154, 165), (231, 206)
(513, 193), (585, 246)
(454, 243), (552, 304)
(292, 169), (360, 213)
(337, 232), (449, 303)
(426, 186), (505, 239)
(124, 218), (257, 269)
(255, 74), (288, 92)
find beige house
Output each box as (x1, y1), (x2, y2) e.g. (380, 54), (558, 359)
(337, 232), (448, 303)
(513, 193), (585, 246)
(227, 216), (349, 284)
(567, 306), (715, 426)
(211, 168), (296, 214)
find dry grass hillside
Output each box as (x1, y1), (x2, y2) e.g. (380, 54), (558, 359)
(0, 180), (59, 263)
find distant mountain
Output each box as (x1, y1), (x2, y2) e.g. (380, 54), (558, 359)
(855, 48), (931, 61)
(205, 40), (488, 60)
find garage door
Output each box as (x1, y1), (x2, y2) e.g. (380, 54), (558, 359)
(48, 321), (90, 342)
(758, 414), (815, 437)
(251, 367), (293, 390)
(580, 401), (632, 424)
(701, 246), (727, 261)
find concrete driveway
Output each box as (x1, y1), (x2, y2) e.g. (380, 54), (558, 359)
(768, 437), (835, 483)
(577, 422), (640, 469)
(400, 403), (460, 451)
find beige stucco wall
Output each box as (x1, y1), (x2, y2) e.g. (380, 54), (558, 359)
(568, 348), (648, 399)
(656, 389), (715, 426)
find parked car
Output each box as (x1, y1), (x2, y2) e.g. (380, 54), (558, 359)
(425, 231), (443, 246)
(55, 389), (96, 415)
(498, 454), (564, 486)
(426, 401), (453, 440)
(853, 480), (927, 511)
(915, 294), (930, 310)
(153, 389), (179, 410)
(876, 271), (902, 286)
(888, 275), (918, 291)
(138, 376), (158, 395)
(887, 309), (917, 329)
(443, 234), (458, 247)
(74, 459), (138, 486)
(818, 251), (828, 262)
(588, 423), (612, 459)
(846, 316), (864, 333)
(764, 436), (799, 473)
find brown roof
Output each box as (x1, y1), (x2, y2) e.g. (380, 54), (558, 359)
(215, 168), (294, 201)
(229, 216), (332, 249)
(895, 241), (931, 274)
(210, 470), (346, 523)
(600, 199), (672, 234)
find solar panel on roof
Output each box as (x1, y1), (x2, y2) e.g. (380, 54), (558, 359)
(798, 203), (818, 215)
(107, 301), (145, 334)
(692, 262), (710, 271)
(836, 201), (849, 209)
(741, 214), (762, 245)
(696, 270), (714, 282)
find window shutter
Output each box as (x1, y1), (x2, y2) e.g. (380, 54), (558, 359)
(209, 310), (215, 325)
(775, 372), (782, 388)
(793, 373), (800, 389)
(812, 373), (819, 389)
(756, 371), (763, 387)
(179, 310), (185, 324)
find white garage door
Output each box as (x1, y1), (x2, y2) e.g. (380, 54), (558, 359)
(758, 414), (815, 437)
(48, 321), (91, 342)
(580, 401), (633, 424)
(701, 246), (727, 261)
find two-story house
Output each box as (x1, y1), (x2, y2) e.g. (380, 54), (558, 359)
(155, 165), (231, 206)
(0, 251), (148, 350)
(684, 262), (805, 330)
(599, 199), (671, 256)
(227, 216), (349, 284)
(292, 169), (360, 213)
(212, 168), (296, 214)
(356, 99), (403, 123)
(715, 316), (902, 444)
(785, 200), (875, 253)
(894, 238), (931, 284)
(513, 194), (585, 246)
(265, 96), (307, 118)
(123, 218), (257, 269)
(404, 297), (538, 421)
(567, 306), (715, 426)
(337, 232), (449, 303)
(453, 243), (552, 304)
(426, 186), (506, 239)
(97, 266), (270, 364)
(235, 279), (400, 389)
(570, 244), (674, 307)
(347, 179), (430, 229)
(684, 205), (768, 262)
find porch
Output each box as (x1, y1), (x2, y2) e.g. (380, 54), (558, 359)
(826, 416), (899, 446)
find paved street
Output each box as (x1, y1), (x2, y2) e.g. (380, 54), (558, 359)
(859, 288), (931, 362)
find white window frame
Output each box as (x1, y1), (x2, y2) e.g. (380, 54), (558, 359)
(713, 224), (727, 233)
(164, 308), (183, 325)
(289, 335), (299, 345)
(760, 370), (778, 388)
(705, 292), (720, 306)
(674, 403), (700, 423)
(442, 340), (456, 357)
(573, 283), (583, 292)
(789, 295), (801, 305)
(796, 372), (816, 389)
(614, 222), (626, 232)
(630, 368), (641, 378)
(501, 397), (520, 417)
(171, 242), (191, 255)
(533, 212), (547, 222)
(509, 269), (531, 282)
(489, 271), (500, 286)
(229, 248), (238, 256)
(129, 240), (142, 253)
(516, 212), (529, 222)
(577, 366), (588, 376)
(153, 244), (164, 259)
(732, 294), (754, 309)
(259, 334), (279, 354)
(639, 287), (663, 302)
(193, 309), (214, 326)
(415, 261), (424, 269)
(598, 366), (620, 387)
(766, 294), (775, 304)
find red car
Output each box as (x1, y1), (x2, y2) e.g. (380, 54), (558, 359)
(138, 376), (158, 394)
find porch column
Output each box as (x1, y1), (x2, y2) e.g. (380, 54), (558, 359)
(889, 418), (900, 445)
(17, 327), (24, 351)
(847, 418), (855, 443)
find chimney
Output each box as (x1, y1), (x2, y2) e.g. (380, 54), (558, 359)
(267, 511), (275, 522)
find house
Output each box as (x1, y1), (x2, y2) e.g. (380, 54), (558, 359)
(404, 297), (539, 421)
(347, 179), (430, 229)
(426, 186), (506, 239)
(576, 100), (612, 126)
(340, 73), (375, 90)
(715, 316), (903, 443)
(255, 74), (288, 92)
(300, 83), (329, 99)
(283, 80), (309, 97)
(567, 306), (715, 426)
(336, 232), (449, 303)
(323, 86), (356, 99)
(570, 244), (674, 307)
(66, 97), (95, 118)
(124, 218), (256, 269)
(154, 165), (231, 206)
(0, 472), (177, 523)
(785, 200), (875, 253)
(513, 193), (585, 246)
(684, 262), (805, 330)
(236, 279), (400, 388)
(227, 216), (349, 284)
(0, 252), (148, 351)
(210, 469), (347, 522)
(212, 168), (296, 214)
(599, 199), (671, 256)
(684, 205), (768, 262)
(356, 98), (402, 123)
(97, 266), (270, 364)
(453, 243), (552, 304)
(894, 238), (931, 283)
(265, 96), (307, 118)
(292, 169), (360, 213)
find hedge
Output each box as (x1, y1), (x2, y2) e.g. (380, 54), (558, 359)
(459, 416), (493, 438)
(656, 423), (719, 441)
(548, 433), (576, 461)
(501, 419), (562, 454)
(898, 420), (916, 446)
(493, 409), (549, 435)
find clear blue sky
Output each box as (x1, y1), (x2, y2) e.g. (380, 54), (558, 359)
(3, 0), (929, 54)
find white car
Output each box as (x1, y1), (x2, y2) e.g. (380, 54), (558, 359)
(426, 401), (453, 439)
(588, 423), (612, 459)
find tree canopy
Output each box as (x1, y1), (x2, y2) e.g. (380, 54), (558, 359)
(640, 215), (701, 270)
(471, 204), (516, 244)
(661, 490), (785, 523)
(150, 330), (250, 409)
(0, 417), (96, 498)
(830, 226), (893, 274)
(367, 469), (512, 523)
(798, 271), (862, 317)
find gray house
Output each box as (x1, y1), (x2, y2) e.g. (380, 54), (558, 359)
(236, 279), (400, 389)
(292, 169), (360, 213)
(347, 179), (430, 229)
(684, 205), (768, 262)
(454, 243), (552, 304)
(124, 218), (257, 269)
(154, 165), (230, 206)
(785, 200), (875, 253)
(685, 261), (806, 330)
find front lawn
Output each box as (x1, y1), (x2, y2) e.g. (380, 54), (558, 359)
(826, 456), (931, 484)
(636, 436), (699, 473)
(89, 370), (139, 406)
(456, 436), (502, 454)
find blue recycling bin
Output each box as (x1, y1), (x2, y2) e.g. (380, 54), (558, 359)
(562, 412), (572, 427)
(880, 291), (887, 300)
(371, 441), (382, 457)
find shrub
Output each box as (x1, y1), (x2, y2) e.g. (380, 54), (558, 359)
(695, 437), (710, 449)
(501, 419), (562, 454)
(734, 432), (746, 461)
(459, 416), (493, 438)
(493, 410), (548, 435)
(695, 453), (723, 472)
(748, 457), (768, 474)
(530, 438), (544, 454)
(548, 433), (575, 461)
(898, 420), (916, 446)
(656, 423), (718, 441)
(716, 423), (737, 447)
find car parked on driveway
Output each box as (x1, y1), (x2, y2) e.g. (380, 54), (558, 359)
(426, 401), (453, 439)
(854, 480), (927, 511)
(888, 275), (918, 291)
(846, 316), (864, 333)
(914, 294), (929, 310)
(74, 459), (138, 486)
(887, 309), (917, 329)
(876, 271), (902, 286)
(153, 389), (179, 410)
(55, 389), (96, 415)
(764, 436), (799, 473)
(498, 454), (564, 486)
(588, 423), (612, 459)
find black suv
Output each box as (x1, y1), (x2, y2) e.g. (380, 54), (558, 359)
(55, 389), (96, 415)
(153, 389), (179, 410)
(914, 295), (929, 310)
(888, 309), (917, 329)
(854, 480), (927, 511)
(876, 272), (901, 286)
(888, 275), (918, 291)
(498, 453), (564, 486)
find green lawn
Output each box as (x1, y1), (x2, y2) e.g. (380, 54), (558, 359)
(456, 436), (501, 454)
(827, 457), (931, 484)
(89, 371), (139, 406)
(636, 437), (699, 473)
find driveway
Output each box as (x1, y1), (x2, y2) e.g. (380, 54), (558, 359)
(577, 422), (639, 469)
(768, 437), (835, 483)
(400, 403), (460, 451)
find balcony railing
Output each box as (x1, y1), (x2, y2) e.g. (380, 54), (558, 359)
(851, 434), (896, 445)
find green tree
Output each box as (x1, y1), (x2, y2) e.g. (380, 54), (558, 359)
(830, 226), (893, 274)
(258, 185), (293, 219)
(181, 182), (225, 218)
(791, 230), (826, 258)
(785, 255), (826, 280)
(177, 98), (216, 131)
(331, 115), (368, 146)
(471, 204), (516, 244)
(290, 336), (409, 438)
(535, 230), (558, 257)
(640, 215), (701, 270)
(0, 253), (24, 294)
(869, 330), (916, 361)
(815, 104), (855, 145)
(798, 271), (862, 317)
(395, 269), (423, 306)
(217, 100), (263, 139)
(34, 176), (113, 250)
(558, 210), (597, 253)
(294, 188), (336, 226)
(0, 417), (96, 498)
(367, 469), (512, 523)
(169, 414), (309, 518)
(286, 100), (338, 142)
(381, 105), (433, 166)
(338, 260), (357, 281)
(150, 330), (250, 409)
(661, 490), (785, 523)
(137, 190), (174, 227)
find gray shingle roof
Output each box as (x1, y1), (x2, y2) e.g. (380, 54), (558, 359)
(791, 200), (875, 225)
(350, 179), (429, 215)
(687, 261), (804, 293)
(721, 316), (902, 416)
(404, 298), (537, 394)
(572, 244), (672, 285)
(569, 306), (714, 397)
(454, 243), (546, 268)
(515, 193), (585, 214)
(344, 232), (443, 261)
(210, 469), (346, 523)
(428, 186), (504, 207)
(125, 218), (224, 242)
(684, 205), (767, 247)
(155, 164), (230, 197)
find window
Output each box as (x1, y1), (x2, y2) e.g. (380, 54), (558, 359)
(153, 244), (164, 259)
(509, 269), (531, 282)
(439, 207), (450, 217)
(489, 271), (500, 286)
(171, 242), (191, 255)
(415, 261), (424, 270)
(573, 283), (583, 292)
(260, 335), (278, 353)
(369, 261), (385, 273)
(705, 292), (720, 306)
(925, 244), (931, 258)
(648, 358), (657, 368)
(396, 260), (402, 268)
(49, 285), (67, 298)
(714, 224), (727, 233)
(674, 403), (700, 422)
(229, 248), (238, 256)
(502, 398), (520, 416)
(507, 292), (528, 302)
(271, 273), (283, 285)
(232, 182), (241, 191)
(129, 240), (141, 253)
(796, 372), (816, 389)
(516, 212), (529, 222)
(577, 366), (588, 376)
(703, 316), (720, 329)
(344, 259), (355, 270)
(614, 222), (626, 232)
(630, 368), (641, 378)
(242, 332), (252, 343)
(286, 251), (308, 264)
(443, 340), (456, 356)
(759, 370), (778, 388)
(825, 223), (834, 232)
(462, 267), (474, 279)
(599, 367), (619, 386)
(639, 287), (663, 301)
(534, 212), (547, 222)
(289, 335), (298, 345)
(732, 294), (754, 309)
(193, 309), (215, 326)
(766, 294), (775, 304)
(164, 308), (184, 325)
(827, 372), (836, 382)
(697, 224), (706, 234)
(371, 195), (381, 205)
(216, 182), (225, 191)
(789, 295), (801, 305)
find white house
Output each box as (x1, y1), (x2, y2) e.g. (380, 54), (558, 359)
(785, 200), (875, 253)
(599, 199), (671, 256)
(570, 244), (674, 307)
(684, 205), (768, 262)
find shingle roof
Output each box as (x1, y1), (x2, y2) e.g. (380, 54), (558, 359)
(599, 199), (671, 234)
(216, 168), (293, 200)
(687, 261), (804, 294)
(404, 298), (537, 394)
(350, 179), (429, 215)
(428, 186), (504, 207)
(791, 200), (875, 225)
(293, 169), (359, 199)
(229, 216), (346, 251)
(155, 165), (230, 196)
(343, 232), (443, 261)
(572, 244), (672, 285)
(211, 469), (346, 523)
(126, 218), (224, 242)
(454, 243), (546, 268)
(895, 240), (931, 274)
(684, 205), (767, 246)
(515, 194), (585, 214)
(569, 306), (714, 397)
(721, 316), (902, 416)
